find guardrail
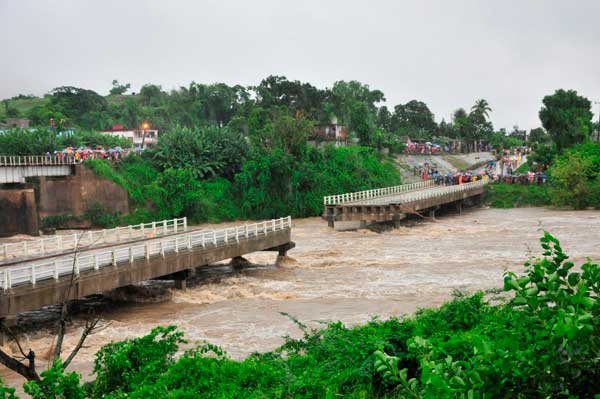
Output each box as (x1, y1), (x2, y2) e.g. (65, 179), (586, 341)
(323, 181), (434, 206)
(0, 218), (187, 261)
(0, 216), (292, 290)
(352, 178), (489, 206)
(0, 155), (79, 166)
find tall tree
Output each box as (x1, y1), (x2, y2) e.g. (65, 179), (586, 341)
(539, 89), (593, 151)
(48, 86), (107, 127)
(377, 106), (392, 131)
(391, 100), (437, 137)
(528, 127), (548, 144)
(253, 75), (328, 121)
(452, 108), (470, 139)
(329, 80), (385, 145)
(109, 79), (131, 95)
(471, 99), (492, 119)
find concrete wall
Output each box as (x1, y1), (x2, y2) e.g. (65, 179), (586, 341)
(37, 164), (129, 219)
(0, 188), (39, 236)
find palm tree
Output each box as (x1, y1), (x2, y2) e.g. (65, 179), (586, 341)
(471, 99), (492, 120)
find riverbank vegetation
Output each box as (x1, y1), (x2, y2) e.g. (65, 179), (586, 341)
(2, 233), (599, 398)
(485, 184), (550, 208)
(487, 141), (600, 209)
(86, 138), (400, 224)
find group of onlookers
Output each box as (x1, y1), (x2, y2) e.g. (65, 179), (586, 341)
(46, 146), (137, 163)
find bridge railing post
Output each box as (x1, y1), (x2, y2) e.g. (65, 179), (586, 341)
(53, 260), (59, 280)
(74, 256), (80, 276)
(30, 265), (36, 286)
(3, 269), (9, 290)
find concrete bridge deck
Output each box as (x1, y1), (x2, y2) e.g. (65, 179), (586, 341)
(324, 179), (488, 228)
(0, 217), (293, 320)
(0, 217), (187, 263)
(0, 155), (77, 183)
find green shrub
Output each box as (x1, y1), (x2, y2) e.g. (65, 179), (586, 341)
(41, 214), (79, 229)
(0, 378), (17, 399)
(548, 143), (600, 209)
(486, 183), (550, 208)
(84, 203), (121, 228)
(23, 361), (85, 399)
(86, 145), (400, 223)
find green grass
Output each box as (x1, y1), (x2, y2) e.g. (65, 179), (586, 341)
(441, 155), (470, 171)
(0, 96), (48, 118)
(485, 183), (550, 208)
(515, 162), (530, 173)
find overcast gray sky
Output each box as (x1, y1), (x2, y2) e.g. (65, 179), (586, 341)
(1, 0), (599, 130)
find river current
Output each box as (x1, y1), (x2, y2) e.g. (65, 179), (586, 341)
(2, 207), (600, 390)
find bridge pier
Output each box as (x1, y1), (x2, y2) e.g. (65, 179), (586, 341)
(264, 242), (296, 257)
(455, 200), (463, 215)
(428, 206), (440, 220)
(392, 213), (406, 228)
(231, 256), (251, 270)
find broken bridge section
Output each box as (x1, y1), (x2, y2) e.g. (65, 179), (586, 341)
(0, 217), (294, 320)
(323, 180), (488, 229)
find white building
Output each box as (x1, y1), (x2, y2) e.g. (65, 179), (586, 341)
(99, 125), (159, 149)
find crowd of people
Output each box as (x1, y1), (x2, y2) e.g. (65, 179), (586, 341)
(405, 141), (494, 155)
(412, 146), (546, 186)
(46, 146), (138, 162)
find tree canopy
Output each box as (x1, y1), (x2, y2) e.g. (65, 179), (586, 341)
(539, 89), (593, 151)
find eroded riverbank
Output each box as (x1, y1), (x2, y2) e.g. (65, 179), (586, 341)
(3, 207), (600, 392)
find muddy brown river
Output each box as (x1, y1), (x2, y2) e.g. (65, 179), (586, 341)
(2, 207), (600, 392)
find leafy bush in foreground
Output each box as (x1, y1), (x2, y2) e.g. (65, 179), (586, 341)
(18, 233), (600, 399)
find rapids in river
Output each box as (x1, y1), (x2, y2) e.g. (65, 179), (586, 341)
(3, 207), (600, 390)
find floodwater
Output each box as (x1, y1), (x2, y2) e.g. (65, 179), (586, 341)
(3, 207), (600, 392)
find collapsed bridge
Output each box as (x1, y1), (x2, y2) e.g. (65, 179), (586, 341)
(323, 179), (488, 229)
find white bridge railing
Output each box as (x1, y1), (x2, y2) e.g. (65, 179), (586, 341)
(352, 178), (489, 206)
(323, 181), (434, 206)
(0, 155), (79, 166)
(1, 218), (187, 261)
(0, 216), (292, 290)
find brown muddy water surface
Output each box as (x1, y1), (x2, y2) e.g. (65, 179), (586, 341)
(2, 207), (600, 391)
